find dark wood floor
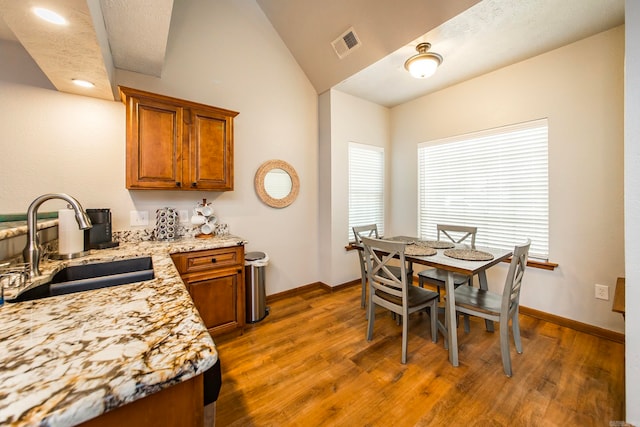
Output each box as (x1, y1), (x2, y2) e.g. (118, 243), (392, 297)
(214, 285), (625, 426)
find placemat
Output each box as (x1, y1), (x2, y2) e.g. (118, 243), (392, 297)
(388, 236), (415, 243)
(419, 240), (455, 249)
(405, 244), (436, 256)
(443, 248), (494, 261)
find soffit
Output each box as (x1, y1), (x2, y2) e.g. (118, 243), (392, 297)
(0, 0), (173, 100)
(0, 0), (113, 100)
(100, 0), (173, 77)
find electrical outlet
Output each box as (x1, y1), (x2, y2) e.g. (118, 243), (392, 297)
(130, 210), (149, 226)
(595, 284), (609, 300)
(179, 210), (189, 223)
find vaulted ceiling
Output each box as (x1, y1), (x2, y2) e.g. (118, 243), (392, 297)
(0, 0), (625, 106)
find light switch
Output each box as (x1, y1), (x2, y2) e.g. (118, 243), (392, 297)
(130, 210), (149, 226)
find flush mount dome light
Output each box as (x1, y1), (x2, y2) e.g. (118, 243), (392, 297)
(404, 42), (443, 79)
(33, 7), (68, 25)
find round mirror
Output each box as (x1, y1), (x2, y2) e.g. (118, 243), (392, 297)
(255, 160), (299, 208)
(264, 168), (293, 199)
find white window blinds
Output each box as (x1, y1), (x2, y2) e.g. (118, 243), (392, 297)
(349, 142), (384, 241)
(417, 119), (549, 259)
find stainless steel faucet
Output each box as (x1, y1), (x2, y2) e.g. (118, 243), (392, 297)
(23, 193), (92, 278)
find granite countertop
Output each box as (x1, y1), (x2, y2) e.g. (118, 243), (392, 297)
(0, 219), (58, 240)
(0, 234), (246, 427)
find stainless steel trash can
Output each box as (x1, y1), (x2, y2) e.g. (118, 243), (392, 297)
(245, 251), (269, 323)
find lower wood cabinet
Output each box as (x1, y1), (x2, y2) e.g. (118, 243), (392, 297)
(172, 245), (245, 337)
(79, 374), (203, 427)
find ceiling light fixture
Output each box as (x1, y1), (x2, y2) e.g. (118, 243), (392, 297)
(32, 7), (68, 25)
(72, 79), (95, 88)
(404, 42), (443, 79)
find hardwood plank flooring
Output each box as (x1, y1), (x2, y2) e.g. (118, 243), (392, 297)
(214, 286), (625, 426)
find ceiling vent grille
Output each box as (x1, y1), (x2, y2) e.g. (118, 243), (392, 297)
(331, 27), (361, 59)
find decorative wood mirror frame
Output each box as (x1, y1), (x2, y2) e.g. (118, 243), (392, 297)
(254, 160), (300, 208)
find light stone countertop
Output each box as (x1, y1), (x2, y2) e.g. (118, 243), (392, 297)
(0, 219), (58, 240)
(0, 235), (246, 427)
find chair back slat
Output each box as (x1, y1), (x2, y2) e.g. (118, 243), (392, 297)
(352, 224), (380, 276)
(352, 224), (386, 311)
(502, 239), (531, 314)
(352, 224), (380, 244)
(361, 237), (407, 298)
(437, 224), (477, 248)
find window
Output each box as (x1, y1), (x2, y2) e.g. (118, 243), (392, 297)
(348, 142), (384, 241)
(417, 119), (549, 259)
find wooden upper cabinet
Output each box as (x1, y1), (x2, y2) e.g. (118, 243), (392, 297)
(126, 96), (184, 189)
(190, 108), (234, 189)
(119, 86), (239, 191)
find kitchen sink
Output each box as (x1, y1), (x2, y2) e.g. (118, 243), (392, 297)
(10, 257), (154, 302)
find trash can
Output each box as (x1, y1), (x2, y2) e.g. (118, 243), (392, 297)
(245, 251), (269, 323)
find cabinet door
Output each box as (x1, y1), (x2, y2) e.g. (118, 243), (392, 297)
(125, 96), (185, 189)
(187, 266), (244, 336)
(188, 108), (234, 191)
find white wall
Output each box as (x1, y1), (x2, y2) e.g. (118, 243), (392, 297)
(318, 91), (333, 286)
(624, 1), (640, 422)
(389, 26), (625, 333)
(0, 0), (319, 296)
(319, 90), (391, 286)
(0, 82), (127, 214)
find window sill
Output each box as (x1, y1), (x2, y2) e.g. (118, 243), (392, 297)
(506, 257), (558, 271)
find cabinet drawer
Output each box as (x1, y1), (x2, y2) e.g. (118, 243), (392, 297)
(173, 246), (243, 274)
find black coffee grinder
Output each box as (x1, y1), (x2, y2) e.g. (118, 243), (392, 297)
(84, 208), (119, 250)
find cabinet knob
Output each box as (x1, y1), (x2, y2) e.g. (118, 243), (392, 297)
(237, 269), (242, 274)
(176, 181), (182, 187)
(211, 258), (217, 263)
(191, 182), (197, 188)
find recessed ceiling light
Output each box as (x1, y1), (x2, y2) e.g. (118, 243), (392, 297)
(33, 7), (68, 25)
(72, 79), (95, 88)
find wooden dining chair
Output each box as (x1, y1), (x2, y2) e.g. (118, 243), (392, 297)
(352, 224), (412, 310)
(418, 224), (478, 300)
(451, 239), (531, 376)
(361, 236), (439, 364)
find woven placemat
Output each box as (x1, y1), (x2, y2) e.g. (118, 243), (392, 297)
(405, 245), (436, 256)
(419, 240), (455, 249)
(443, 248), (494, 261)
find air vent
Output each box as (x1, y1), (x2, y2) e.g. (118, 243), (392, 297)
(331, 27), (361, 59)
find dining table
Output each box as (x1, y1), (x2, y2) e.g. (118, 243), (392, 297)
(384, 236), (513, 367)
